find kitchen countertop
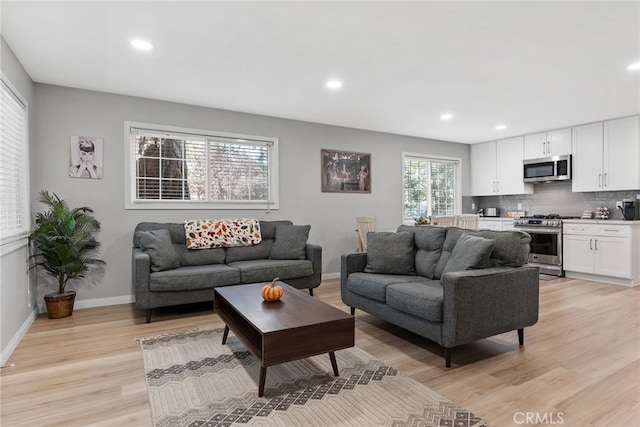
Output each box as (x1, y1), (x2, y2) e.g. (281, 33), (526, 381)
(563, 219), (640, 225)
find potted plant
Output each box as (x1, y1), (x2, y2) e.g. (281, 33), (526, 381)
(415, 215), (431, 225)
(28, 190), (105, 318)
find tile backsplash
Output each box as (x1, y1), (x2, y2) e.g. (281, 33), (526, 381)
(471, 182), (640, 220)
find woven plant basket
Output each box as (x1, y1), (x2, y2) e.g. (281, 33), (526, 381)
(44, 291), (76, 319)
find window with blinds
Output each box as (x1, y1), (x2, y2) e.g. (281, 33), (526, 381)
(0, 78), (29, 245)
(126, 122), (278, 210)
(403, 153), (460, 221)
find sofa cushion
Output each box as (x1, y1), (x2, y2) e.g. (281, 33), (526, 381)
(134, 222), (187, 245)
(226, 240), (273, 263)
(435, 228), (531, 278)
(270, 225), (310, 260)
(386, 281), (444, 322)
(173, 244), (226, 266)
(364, 232), (416, 275)
(398, 225), (446, 279)
(472, 230), (531, 267)
(149, 264), (240, 292)
(441, 233), (495, 278)
(347, 273), (431, 302)
(228, 259), (313, 283)
(137, 229), (181, 272)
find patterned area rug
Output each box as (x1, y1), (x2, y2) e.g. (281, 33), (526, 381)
(139, 328), (489, 427)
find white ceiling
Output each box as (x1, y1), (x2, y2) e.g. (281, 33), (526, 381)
(2, 1), (639, 144)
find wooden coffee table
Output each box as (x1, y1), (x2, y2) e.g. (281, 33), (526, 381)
(214, 282), (355, 397)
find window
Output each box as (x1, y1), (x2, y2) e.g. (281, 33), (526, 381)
(125, 121), (278, 210)
(402, 153), (460, 222)
(0, 77), (29, 246)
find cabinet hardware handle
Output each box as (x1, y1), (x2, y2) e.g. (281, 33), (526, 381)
(542, 142), (546, 155)
(598, 173), (602, 187)
(604, 173), (607, 187)
(604, 229), (618, 232)
(547, 140), (551, 154)
(595, 239), (598, 250)
(590, 239), (593, 250)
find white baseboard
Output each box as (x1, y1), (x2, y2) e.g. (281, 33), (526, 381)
(38, 294), (135, 313)
(1, 308), (38, 367)
(322, 272), (340, 280)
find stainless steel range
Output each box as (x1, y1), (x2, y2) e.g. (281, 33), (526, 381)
(513, 214), (577, 277)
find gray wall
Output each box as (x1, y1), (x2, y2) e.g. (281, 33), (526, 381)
(1, 37), (38, 364)
(31, 83), (471, 306)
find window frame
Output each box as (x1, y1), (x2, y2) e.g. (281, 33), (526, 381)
(401, 152), (461, 224)
(0, 74), (30, 252)
(124, 121), (279, 210)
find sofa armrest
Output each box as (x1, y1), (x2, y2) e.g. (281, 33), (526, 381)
(440, 266), (540, 348)
(132, 247), (151, 309)
(340, 252), (367, 298)
(306, 243), (323, 286)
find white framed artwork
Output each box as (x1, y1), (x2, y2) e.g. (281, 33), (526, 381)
(69, 136), (103, 179)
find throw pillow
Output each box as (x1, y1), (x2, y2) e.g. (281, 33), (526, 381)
(137, 229), (181, 272)
(270, 225), (310, 260)
(441, 233), (495, 278)
(364, 231), (416, 275)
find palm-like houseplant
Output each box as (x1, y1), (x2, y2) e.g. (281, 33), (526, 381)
(28, 190), (105, 318)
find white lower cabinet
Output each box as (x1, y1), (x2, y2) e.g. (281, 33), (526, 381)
(563, 221), (639, 286)
(478, 218), (514, 231)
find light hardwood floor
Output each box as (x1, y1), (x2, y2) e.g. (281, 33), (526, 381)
(1, 277), (639, 426)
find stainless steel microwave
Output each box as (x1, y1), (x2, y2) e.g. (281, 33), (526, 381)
(523, 154), (572, 183)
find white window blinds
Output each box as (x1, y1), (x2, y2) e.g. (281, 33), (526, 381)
(403, 154), (459, 220)
(127, 122), (278, 210)
(0, 79), (29, 244)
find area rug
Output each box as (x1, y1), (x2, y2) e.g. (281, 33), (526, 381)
(139, 328), (489, 427)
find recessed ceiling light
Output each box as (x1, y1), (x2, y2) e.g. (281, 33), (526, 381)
(326, 80), (343, 89)
(495, 124), (506, 130)
(628, 62), (640, 70)
(131, 39), (154, 50)
(440, 114), (453, 120)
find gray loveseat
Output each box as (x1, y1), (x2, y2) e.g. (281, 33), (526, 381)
(341, 225), (539, 367)
(133, 220), (322, 322)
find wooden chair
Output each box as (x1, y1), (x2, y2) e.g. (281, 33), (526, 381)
(456, 214), (479, 230)
(356, 216), (377, 252)
(431, 215), (456, 226)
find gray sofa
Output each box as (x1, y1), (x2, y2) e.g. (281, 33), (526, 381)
(133, 220), (322, 322)
(341, 224), (539, 367)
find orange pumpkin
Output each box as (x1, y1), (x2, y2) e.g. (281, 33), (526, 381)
(262, 277), (284, 302)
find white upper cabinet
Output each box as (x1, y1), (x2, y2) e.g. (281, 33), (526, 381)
(524, 128), (572, 159)
(471, 137), (533, 196)
(470, 140), (497, 196)
(572, 116), (640, 192)
(604, 116), (640, 191)
(572, 122), (603, 192)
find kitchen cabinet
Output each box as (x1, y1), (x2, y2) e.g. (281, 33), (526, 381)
(572, 116), (640, 192)
(478, 218), (514, 231)
(470, 137), (533, 196)
(524, 128), (572, 159)
(563, 221), (640, 286)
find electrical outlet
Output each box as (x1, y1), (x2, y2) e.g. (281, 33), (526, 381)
(637, 194), (640, 200)
(517, 203), (522, 210)
(616, 201), (623, 209)
(471, 203), (475, 210)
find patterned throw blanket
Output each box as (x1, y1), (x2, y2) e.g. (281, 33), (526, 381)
(184, 218), (262, 249)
